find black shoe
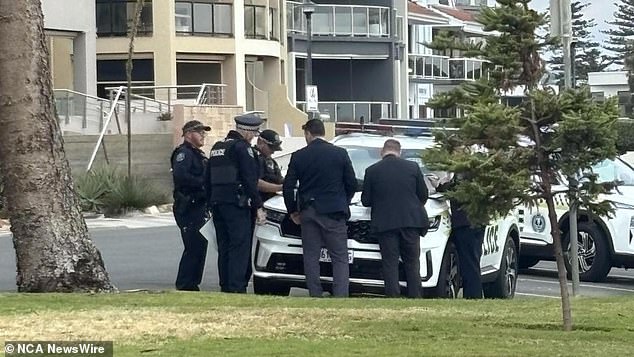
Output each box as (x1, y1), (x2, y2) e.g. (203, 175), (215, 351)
(177, 286), (200, 292)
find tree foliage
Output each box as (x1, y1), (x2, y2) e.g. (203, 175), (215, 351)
(602, 0), (634, 67)
(423, 0), (619, 331)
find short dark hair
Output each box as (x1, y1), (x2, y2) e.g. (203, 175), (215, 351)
(383, 139), (401, 152)
(301, 119), (325, 136)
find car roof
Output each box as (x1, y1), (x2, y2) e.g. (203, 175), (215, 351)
(332, 133), (435, 150)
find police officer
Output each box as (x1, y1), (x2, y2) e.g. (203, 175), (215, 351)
(207, 113), (266, 293)
(437, 173), (485, 299)
(255, 129), (284, 202)
(171, 119), (210, 291)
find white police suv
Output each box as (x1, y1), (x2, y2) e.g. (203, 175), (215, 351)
(517, 158), (634, 282)
(252, 124), (521, 298)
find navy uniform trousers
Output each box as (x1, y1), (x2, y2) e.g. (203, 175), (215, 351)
(213, 203), (253, 293)
(174, 205), (208, 291)
(453, 226), (485, 299)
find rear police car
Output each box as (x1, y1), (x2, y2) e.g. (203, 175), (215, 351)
(252, 123), (520, 298)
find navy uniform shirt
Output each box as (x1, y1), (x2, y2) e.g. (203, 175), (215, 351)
(207, 130), (263, 209)
(255, 146), (284, 202)
(171, 141), (207, 209)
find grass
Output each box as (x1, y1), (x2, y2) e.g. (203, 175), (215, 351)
(0, 292), (632, 356)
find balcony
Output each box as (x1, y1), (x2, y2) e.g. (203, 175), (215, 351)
(295, 101), (391, 123)
(287, 1), (390, 38)
(408, 54), (489, 81)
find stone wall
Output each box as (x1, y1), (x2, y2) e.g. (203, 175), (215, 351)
(172, 104), (244, 154)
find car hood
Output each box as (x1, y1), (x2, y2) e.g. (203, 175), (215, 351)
(600, 185), (634, 207)
(263, 192), (448, 220)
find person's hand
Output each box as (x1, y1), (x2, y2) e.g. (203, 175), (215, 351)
(290, 212), (301, 225)
(256, 208), (266, 225)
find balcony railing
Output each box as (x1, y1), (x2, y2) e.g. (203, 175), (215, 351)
(408, 54), (490, 81)
(296, 101), (391, 123)
(287, 1), (390, 38)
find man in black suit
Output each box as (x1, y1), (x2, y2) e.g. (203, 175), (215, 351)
(361, 139), (429, 298)
(283, 119), (357, 297)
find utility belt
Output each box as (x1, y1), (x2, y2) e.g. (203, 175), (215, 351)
(174, 190), (205, 216)
(210, 184), (251, 208)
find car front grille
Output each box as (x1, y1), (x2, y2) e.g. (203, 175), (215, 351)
(280, 218), (376, 244)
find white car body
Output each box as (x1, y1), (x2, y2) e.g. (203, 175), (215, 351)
(252, 133), (521, 297)
(517, 158), (634, 281)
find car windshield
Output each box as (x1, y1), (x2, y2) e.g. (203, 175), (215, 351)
(591, 158), (634, 186)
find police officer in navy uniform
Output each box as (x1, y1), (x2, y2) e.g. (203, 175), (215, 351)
(255, 129), (284, 202)
(171, 120), (211, 291)
(206, 113), (266, 293)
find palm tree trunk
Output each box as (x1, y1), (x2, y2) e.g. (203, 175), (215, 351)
(0, 0), (115, 292)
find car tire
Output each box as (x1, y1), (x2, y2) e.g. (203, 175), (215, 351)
(518, 256), (540, 270)
(253, 276), (291, 296)
(429, 241), (461, 298)
(563, 222), (612, 283)
(483, 235), (518, 299)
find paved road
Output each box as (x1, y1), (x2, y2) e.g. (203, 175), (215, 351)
(2, 225), (634, 297)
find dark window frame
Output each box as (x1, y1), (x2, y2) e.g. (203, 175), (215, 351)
(96, 0), (153, 37)
(175, 1), (234, 37)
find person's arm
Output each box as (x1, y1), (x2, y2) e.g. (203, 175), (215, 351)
(258, 180), (283, 193)
(360, 168), (372, 207)
(342, 151), (357, 204)
(415, 165), (428, 206)
(235, 143), (263, 208)
(283, 153), (299, 214)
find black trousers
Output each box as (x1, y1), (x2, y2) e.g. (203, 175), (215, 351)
(453, 226), (485, 299)
(377, 228), (423, 298)
(213, 203), (253, 293)
(174, 206), (208, 291)
(300, 206), (350, 297)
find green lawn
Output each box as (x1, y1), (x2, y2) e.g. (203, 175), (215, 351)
(0, 292), (631, 356)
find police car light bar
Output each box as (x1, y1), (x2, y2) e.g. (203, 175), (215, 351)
(335, 119), (456, 137)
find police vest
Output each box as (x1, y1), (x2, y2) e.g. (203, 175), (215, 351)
(208, 139), (240, 188)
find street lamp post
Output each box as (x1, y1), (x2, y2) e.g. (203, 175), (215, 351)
(303, 1), (315, 90)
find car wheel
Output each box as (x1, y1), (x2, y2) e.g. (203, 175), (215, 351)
(253, 276), (291, 296)
(563, 222), (612, 282)
(430, 241), (461, 298)
(483, 235), (518, 299)
(518, 256), (540, 270)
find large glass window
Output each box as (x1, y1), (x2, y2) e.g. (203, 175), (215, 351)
(176, 1), (233, 36)
(96, 0), (153, 37)
(335, 7), (352, 35)
(269, 7), (279, 40)
(352, 7), (368, 35)
(245, 5), (266, 39)
(96, 59), (154, 98)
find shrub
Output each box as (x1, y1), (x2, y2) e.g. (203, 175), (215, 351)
(616, 119), (634, 154)
(157, 112), (173, 121)
(102, 175), (169, 216)
(75, 165), (169, 216)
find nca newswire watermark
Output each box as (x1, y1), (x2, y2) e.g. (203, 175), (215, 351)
(4, 341), (113, 356)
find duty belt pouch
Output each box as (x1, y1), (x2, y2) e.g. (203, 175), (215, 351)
(236, 186), (250, 208)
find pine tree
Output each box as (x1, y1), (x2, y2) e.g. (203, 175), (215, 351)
(424, 0), (618, 331)
(548, 1), (612, 85)
(602, 0), (634, 67)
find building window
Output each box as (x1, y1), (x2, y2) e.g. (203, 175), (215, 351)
(96, 59), (154, 98)
(175, 1), (233, 36)
(269, 7), (279, 40)
(96, 0), (153, 37)
(245, 5), (266, 39)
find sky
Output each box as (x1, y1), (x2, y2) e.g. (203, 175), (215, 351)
(529, 0), (618, 43)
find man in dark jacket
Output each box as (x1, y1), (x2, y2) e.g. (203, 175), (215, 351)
(171, 120), (210, 291)
(437, 173), (485, 299)
(283, 119), (357, 297)
(361, 139), (429, 298)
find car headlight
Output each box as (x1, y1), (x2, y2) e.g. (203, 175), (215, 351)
(429, 215), (441, 232)
(613, 202), (634, 210)
(265, 208), (286, 224)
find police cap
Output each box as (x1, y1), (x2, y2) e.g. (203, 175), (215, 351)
(182, 120), (211, 134)
(259, 129), (282, 151)
(235, 113), (263, 132)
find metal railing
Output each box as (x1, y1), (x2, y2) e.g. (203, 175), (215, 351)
(296, 101), (391, 123)
(54, 89), (119, 132)
(287, 1), (391, 37)
(408, 54), (489, 81)
(87, 86), (125, 172)
(106, 83), (226, 110)
(195, 83), (227, 105)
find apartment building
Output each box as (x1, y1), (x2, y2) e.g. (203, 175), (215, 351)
(285, 0), (409, 123)
(95, 0), (287, 110)
(42, 0), (97, 96)
(406, 0), (491, 119)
